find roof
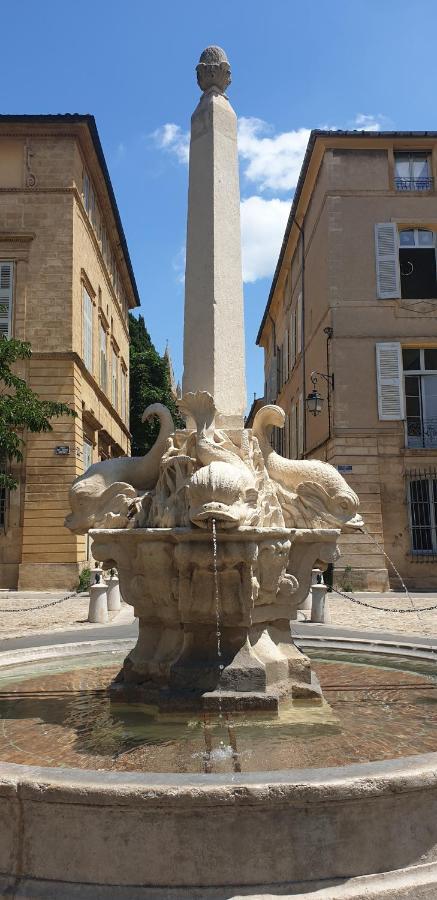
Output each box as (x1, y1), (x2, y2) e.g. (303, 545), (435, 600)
(0, 114), (140, 308)
(256, 129), (437, 344)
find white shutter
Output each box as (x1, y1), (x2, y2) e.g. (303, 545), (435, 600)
(297, 293), (302, 354)
(298, 392), (304, 456)
(376, 342), (405, 420)
(375, 223), (401, 299)
(0, 262), (13, 338)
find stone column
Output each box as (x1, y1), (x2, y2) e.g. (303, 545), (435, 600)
(182, 46), (247, 429)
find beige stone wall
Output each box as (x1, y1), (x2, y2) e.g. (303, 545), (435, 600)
(0, 125), (135, 590)
(261, 137), (437, 589)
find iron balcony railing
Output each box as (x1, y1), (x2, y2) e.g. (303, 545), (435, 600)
(407, 417), (437, 449)
(395, 176), (434, 192)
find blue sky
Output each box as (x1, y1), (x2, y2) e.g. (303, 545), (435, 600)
(3, 0), (437, 406)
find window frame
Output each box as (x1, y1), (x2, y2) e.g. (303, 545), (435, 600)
(407, 474), (437, 556)
(394, 152), (433, 192)
(403, 348), (437, 448)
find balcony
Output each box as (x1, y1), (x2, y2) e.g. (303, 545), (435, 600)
(395, 177), (434, 192)
(406, 417), (437, 449)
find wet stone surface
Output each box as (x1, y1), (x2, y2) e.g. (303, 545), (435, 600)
(0, 650), (436, 774)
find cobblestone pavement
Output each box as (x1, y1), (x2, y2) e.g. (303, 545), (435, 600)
(0, 593), (124, 640)
(322, 591), (437, 638)
(1, 589), (437, 642)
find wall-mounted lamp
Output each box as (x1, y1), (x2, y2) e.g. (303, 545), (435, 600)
(305, 371), (335, 417)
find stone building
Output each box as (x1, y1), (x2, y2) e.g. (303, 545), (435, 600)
(257, 130), (437, 590)
(0, 114), (140, 590)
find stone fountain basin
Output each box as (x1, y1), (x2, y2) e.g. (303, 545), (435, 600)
(0, 641), (437, 898)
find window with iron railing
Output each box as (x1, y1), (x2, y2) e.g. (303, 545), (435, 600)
(407, 469), (437, 557)
(403, 348), (437, 448)
(394, 153), (433, 191)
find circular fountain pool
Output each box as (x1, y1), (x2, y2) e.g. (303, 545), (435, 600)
(1, 646), (436, 774)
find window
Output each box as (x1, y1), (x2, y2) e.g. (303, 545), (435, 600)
(121, 366), (127, 422)
(112, 347), (118, 409)
(407, 473), (437, 556)
(403, 348), (437, 448)
(83, 438), (93, 472)
(82, 287), (93, 372)
(83, 172), (90, 212)
(399, 229), (436, 299)
(394, 153), (432, 191)
(0, 262), (13, 337)
(99, 321), (107, 392)
(375, 224), (437, 300)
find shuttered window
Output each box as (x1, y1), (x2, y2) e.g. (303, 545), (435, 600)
(83, 438), (93, 472)
(112, 347), (118, 410)
(296, 293), (302, 354)
(0, 262), (13, 338)
(99, 321), (107, 392)
(121, 367), (127, 422)
(375, 223), (401, 299)
(298, 392), (304, 456)
(376, 342), (405, 420)
(283, 330), (289, 384)
(82, 287), (93, 372)
(290, 309), (296, 370)
(290, 403), (297, 458)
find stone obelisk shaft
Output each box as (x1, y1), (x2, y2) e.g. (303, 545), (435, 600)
(183, 53), (247, 429)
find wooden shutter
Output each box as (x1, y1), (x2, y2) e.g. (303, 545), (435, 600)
(83, 287), (93, 371)
(0, 262), (13, 338)
(375, 223), (401, 299)
(290, 403), (297, 458)
(297, 293), (302, 353)
(283, 331), (289, 384)
(290, 309), (296, 370)
(376, 342), (405, 420)
(298, 392), (304, 456)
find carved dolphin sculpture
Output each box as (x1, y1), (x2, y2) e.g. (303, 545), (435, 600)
(65, 403), (174, 534)
(188, 461), (259, 529)
(252, 404), (363, 530)
(178, 391), (249, 473)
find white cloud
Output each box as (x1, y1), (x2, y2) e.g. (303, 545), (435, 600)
(238, 117), (311, 193)
(241, 196), (289, 283)
(351, 113), (387, 132)
(152, 123), (189, 164)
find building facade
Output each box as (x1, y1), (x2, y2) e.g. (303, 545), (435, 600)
(0, 115), (139, 590)
(257, 131), (437, 591)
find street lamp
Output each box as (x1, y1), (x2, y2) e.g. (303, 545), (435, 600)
(305, 371), (334, 417)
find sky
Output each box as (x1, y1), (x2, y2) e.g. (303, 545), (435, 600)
(3, 0), (437, 408)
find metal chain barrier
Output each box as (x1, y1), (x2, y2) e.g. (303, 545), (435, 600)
(0, 592), (78, 613)
(330, 586), (437, 614)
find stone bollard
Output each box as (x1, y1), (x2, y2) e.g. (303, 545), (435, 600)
(90, 565), (103, 586)
(107, 573), (121, 612)
(311, 581), (331, 624)
(88, 583), (108, 624)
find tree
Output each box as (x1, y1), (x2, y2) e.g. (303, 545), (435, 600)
(0, 337), (75, 490)
(129, 313), (181, 456)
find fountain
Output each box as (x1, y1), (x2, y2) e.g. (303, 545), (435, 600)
(65, 46), (362, 712)
(1, 46), (437, 900)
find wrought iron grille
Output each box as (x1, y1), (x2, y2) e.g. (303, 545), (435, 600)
(407, 417), (437, 449)
(395, 177), (434, 192)
(406, 468), (437, 560)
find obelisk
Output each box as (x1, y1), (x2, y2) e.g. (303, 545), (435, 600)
(182, 46), (247, 429)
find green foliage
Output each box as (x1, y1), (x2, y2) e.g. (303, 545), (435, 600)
(0, 336), (76, 490)
(129, 313), (182, 456)
(77, 567), (92, 593)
